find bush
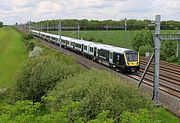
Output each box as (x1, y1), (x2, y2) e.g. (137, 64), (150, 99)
(131, 29), (153, 51)
(0, 100), (113, 123)
(29, 46), (43, 58)
(166, 55), (177, 63)
(160, 41), (177, 61)
(0, 100), (42, 123)
(24, 34), (34, 40)
(139, 45), (154, 56)
(28, 42), (35, 51)
(13, 55), (82, 102)
(120, 108), (161, 123)
(178, 59), (180, 65)
(47, 70), (153, 121)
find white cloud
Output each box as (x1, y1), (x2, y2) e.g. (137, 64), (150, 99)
(0, 0), (180, 25)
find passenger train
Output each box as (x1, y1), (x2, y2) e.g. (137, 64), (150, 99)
(31, 30), (140, 73)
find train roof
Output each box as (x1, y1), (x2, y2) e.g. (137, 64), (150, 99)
(61, 36), (73, 41)
(71, 39), (92, 45)
(31, 30), (137, 53)
(31, 30), (39, 33)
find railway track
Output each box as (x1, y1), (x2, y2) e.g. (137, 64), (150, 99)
(35, 37), (180, 116)
(38, 38), (180, 98)
(127, 57), (180, 99)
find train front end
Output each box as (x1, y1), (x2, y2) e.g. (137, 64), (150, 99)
(124, 50), (140, 73)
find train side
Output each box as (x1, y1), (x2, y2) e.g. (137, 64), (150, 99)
(31, 30), (140, 73)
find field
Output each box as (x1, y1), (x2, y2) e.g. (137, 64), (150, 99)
(50, 30), (136, 48)
(0, 28), (27, 88)
(50, 30), (179, 49)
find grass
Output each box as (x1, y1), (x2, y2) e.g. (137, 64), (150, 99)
(0, 27), (27, 88)
(50, 30), (137, 48)
(157, 109), (180, 123)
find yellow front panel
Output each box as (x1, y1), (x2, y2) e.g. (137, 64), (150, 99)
(124, 53), (140, 66)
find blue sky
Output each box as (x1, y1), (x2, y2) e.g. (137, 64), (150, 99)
(0, 0), (180, 25)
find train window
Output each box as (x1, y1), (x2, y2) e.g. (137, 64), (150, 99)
(117, 55), (120, 60)
(67, 41), (69, 44)
(98, 49), (109, 58)
(84, 45), (87, 50)
(90, 47), (94, 52)
(75, 43), (81, 48)
(126, 53), (138, 62)
(71, 42), (73, 46)
(62, 40), (66, 43)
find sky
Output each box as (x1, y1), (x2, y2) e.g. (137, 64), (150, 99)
(0, 0), (180, 25)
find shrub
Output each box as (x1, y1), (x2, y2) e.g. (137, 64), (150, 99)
(0, 100), (42, 123)
(13, 55), (82, 102)
(28, 42), (35, 51)
(47, 70), (153, 121)
(139, 45), (154, 56)
(160, 41), (177, 61)
(178, 59), (180, 65)
(120, 108), (161, 123)
(24, 34), (34, 40)
(0, 100), (114, 123)
(29, 46), (43, 58)
(131, 29), (153, 51)
(166, 55), (177, 63)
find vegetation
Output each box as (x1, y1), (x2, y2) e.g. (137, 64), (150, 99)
(28, 46), (43, 57)
(32, 19), (180, 30)
(13, 54), (82, 102)
(0, 22), (3, 28)
(131, 29), (180, 64)
(1, 99), (178, 123)
(0, 28), (27, 88)
(47, 70), (153, 122)
(0, 27), (179, 122)
(50, 30), (134, 48)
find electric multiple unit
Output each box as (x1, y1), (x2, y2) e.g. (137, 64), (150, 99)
(31, 30), (140, 73)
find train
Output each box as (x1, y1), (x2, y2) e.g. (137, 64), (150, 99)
(31, 30), (140, 73)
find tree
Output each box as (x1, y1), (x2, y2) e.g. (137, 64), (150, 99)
(0, 22), (3, 28)
(131, 29), (153, 51)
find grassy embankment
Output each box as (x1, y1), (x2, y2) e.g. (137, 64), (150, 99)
(0, 28), (27, 88)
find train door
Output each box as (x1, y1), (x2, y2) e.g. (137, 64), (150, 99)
(81, 44), (84, 52)
(94, 47), (97, 57)
(109, 51), (113, 64)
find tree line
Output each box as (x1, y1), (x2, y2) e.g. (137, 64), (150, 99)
(30, 19), (180, 30)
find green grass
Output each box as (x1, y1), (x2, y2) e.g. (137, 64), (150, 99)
(50, 30), (138, 48)
(0, 27), (27, 88)
(157, 109), (180, 123)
